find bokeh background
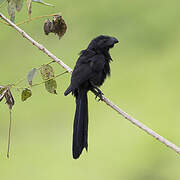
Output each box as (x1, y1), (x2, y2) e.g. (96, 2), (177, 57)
(1, 0), (180, 179)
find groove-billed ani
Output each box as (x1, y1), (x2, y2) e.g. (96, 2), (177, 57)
(64, 35), (118, 159)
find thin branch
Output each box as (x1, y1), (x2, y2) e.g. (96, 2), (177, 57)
(30, 71), (68, 88)
(0, 12), (61, 26)
(7, 109), (12, 158)
(16, 12), (61, 26)
(1, 12), (180, 155)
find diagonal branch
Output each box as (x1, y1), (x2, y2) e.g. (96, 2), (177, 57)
(1, 12), (180, 155)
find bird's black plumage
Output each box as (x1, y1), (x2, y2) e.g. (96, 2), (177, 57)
(64, 35), (118, 159)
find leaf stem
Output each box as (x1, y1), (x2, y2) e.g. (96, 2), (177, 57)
(0, 19), (8, 25)
(14, 77), (26, 87)
(0, 12), (61, 26)
(31, 71), (68, 88)
(16, 12), (61, 26)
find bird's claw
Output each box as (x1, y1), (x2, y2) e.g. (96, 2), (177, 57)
(95, 90), (104, 102)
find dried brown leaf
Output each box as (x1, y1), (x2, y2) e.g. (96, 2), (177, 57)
(44, 15), (67, 39)
(7, 0), (15, 22)
(15, 0), (23, 12)
(5, 89), (15, 110)
(27, 0), (32, 19)
(0, 86), (8, 102)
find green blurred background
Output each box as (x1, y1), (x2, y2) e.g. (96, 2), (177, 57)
(1, 0), (180, 179)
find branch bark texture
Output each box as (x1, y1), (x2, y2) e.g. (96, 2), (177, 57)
(1, 13), (180, 155)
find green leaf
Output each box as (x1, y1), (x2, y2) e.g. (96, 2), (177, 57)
(21, 88), (32, 101)
(40, 64), (57, 94)
(8, 0), (15, 22)
(15, 0), (23, 11)
(32, 0), (54, 7)
(40, 64), (54, 80)
(45, 79), (57, 94)
(27, 68), (38, 86)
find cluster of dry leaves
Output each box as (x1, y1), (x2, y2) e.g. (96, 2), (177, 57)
(7, 0), (54, 21)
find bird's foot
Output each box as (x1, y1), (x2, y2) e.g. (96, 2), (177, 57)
(95, 89), (104, 101)
(91, 87), (103, 101)
(90, 82), (104, 101)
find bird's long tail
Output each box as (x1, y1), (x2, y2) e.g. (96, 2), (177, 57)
(73, 89), (88, 159)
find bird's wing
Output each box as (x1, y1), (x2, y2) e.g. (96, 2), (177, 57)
(71, 53), (105, 88)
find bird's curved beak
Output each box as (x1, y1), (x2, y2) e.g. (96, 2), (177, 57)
(108, 37), (119, 48)
(112, 37), (119, 44)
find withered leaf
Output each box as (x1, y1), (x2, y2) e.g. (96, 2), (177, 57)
(27, 0), (32, 18)
(40, 64), (54, 80)
(27, 68), (38, 86)
(15, 0), (23, 12)
(0, 86), (7, 94)
(44, 19), (53, 35)
(45, 79), (57, 94)
(21, 88), (32, 101)
(5, 88), (15, 110)
(0, 86), (8, 102)
(53, 15), (67, 39)
(7, 0), (16, 22)
(44, 15), (67, 39)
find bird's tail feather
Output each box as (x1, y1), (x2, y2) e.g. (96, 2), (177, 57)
(73, 89), (88, 159)
(64, 85), (72, 96)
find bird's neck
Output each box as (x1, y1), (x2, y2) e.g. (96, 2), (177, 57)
(101, 49), (112, 62)
(88, 48), (112, 62)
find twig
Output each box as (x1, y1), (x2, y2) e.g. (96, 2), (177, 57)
(31, 71), (68, 87)
(7, 109), (12, 158)
(1, 12), (180, 155)
(0, 12), (61, 26)
(16, 12), (61, 26)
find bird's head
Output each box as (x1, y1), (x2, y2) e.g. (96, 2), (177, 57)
(87, 35), (119, 51)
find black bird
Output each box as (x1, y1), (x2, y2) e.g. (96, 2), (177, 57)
(64, 35), (118, 159)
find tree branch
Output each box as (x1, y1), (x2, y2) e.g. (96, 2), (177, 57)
(1, 12), (180, 155)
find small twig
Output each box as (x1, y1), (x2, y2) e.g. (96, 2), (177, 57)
(1, 12), (180, 155)
(31, 71), (68, 87)
(46, 60), (55, 66)
(14, 77), (26, 87)
(7, 109), (12, 158)
(0, 12), (61, 26)
(16, 12), (61, 26)
(0, 19), (8, 25)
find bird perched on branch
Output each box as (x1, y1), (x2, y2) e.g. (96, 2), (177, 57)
(64, 35), (118, 159)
